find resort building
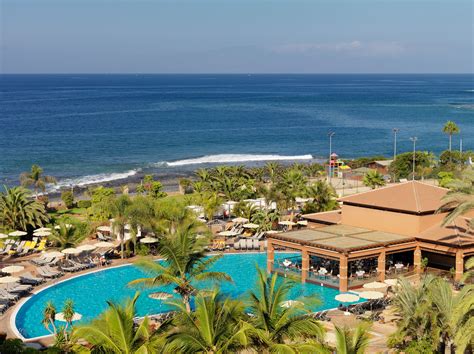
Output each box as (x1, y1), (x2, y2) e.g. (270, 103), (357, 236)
(267, 181), (474, 292)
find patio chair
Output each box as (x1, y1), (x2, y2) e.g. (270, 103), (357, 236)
(245, 239), (253, 250)
(20, 272), (45, 285)
(239, 239), (246, 250)
(252, 239), (260, 250)
(233, 239), (240, 250)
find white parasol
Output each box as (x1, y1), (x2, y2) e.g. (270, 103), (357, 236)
(1, 265), (25, 274)
(140, 237), (159, 244)
(9, 231), (27, 237)
(55, 312), (82, 322)
(362, 281), (388, 290)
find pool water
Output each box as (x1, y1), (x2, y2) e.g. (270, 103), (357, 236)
(15, 253), (353, 338)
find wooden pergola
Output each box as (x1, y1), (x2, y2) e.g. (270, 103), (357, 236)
(267, 226), (418, 292)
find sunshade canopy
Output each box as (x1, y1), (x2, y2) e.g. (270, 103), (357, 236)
(140, 237), (159, 244)
(362, 281), (388, 290)
(55, 312), (82, 322)
(0, 276), (20, 284)
(359, 291), (384, 300)
(335, 293), (360, 303)
(9, 231), (27, 237)
(1, 265), (25, 274)
(61, 248), (81, 255)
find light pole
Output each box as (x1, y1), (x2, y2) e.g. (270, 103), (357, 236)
(410, 137), (418, 180)
(392, 128), (399, 161)
(328, 131), (335, 184)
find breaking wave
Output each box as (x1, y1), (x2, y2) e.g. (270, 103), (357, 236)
(164, 154), (313, 167)
(49, 169), (139, 191)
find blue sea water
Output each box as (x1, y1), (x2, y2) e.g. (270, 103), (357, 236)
(14, 253), (355, 339)
(1, 74), (473, 189)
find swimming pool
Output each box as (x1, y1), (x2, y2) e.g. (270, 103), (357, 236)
(14, 253), (353, 339)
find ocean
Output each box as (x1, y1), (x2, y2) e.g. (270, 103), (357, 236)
(1, 74), (473, 191)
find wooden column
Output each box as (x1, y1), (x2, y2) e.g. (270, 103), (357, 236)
(377, 250), (386, 281)
(455, 250), (464, 282)
(267, 241), (275, 274)
(339, 255), (348, 292)
(301, 249), (309, 284)
(414, 246), (422, 274)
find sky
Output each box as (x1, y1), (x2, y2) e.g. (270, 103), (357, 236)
(1, 0), (473, 74)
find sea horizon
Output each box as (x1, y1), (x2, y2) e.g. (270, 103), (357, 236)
(1, 73), (473, 191)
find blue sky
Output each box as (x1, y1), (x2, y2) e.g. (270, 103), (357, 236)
(1, 0), (473, 73)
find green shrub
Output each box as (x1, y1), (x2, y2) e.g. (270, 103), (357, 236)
(77, 200), (92, 209)
(61, 191), (74, 209)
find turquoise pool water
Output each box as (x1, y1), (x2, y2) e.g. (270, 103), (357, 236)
(15, 253), (352, 338)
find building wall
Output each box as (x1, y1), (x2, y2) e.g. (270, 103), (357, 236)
(341, 204), (444, 236)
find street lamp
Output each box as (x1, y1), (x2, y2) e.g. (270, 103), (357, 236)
(410, 137), (418, 180)
(392, 128), (399, 161)
(328, 131), (335, 184)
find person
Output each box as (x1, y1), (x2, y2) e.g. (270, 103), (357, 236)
(100, 254), (107, 266)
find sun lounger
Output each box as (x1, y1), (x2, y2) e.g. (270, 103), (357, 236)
(38, 266), (62, 278)
(0, 244), (13, 255)
(0, 289), (19, 301)
(5, 283), (32, 294)
(20, 272), (45, 285)
(0, 303), (8, 314)
(234, 240), (240, 250)
(252, 239), (260, 250)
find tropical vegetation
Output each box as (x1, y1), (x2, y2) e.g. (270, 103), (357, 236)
(362, 170), (386, 189)
(20, 164), (57, 198)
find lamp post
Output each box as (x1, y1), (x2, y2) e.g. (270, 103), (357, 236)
(410, 137), (418, 180)
(328, 131), (335, 184)
(392, 128), (399, 161)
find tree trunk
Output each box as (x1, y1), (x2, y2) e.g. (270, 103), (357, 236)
(183, 294), (191, 313)
(449, 134), (452, 152)
(120, 231), (124, 259)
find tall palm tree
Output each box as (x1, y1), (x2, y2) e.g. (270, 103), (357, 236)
(442, 120), (460, 152)
(246, 267), (326, 352)
(303, 180), (338, 213)
(438, 168), (474, 226)
(334, 323), (371, 354)
(164, 290), (250, 353)
(73, 293), (166, 353)
(128, 220), (232, 313)
(20, 164), (57, 198)
(279, 168), (308, 220)
(362, 170), (386, 189)
(100, 195), (133, 259)
(265, 162), (281, 184)
(42, 301), (57, 335)
(0, 186), (48, 231)
(48, 222), (89, 249)
(251, 208), (279, 231)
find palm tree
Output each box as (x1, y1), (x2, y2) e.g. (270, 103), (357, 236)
(0, 186), (48, 231)
(279, 168), (308, 220)
(303, 180), (338, 213)
(48, 222), (89, 249)
(74, 292), (166, 353)
(265, 162), (281, 184)
(233, 201), (258, 221)
(438, 168), (474, 226)
(461, 257), (474, 283)
(251, 208), (279, 231)
(42, 301), (57, 335)
(442, 120), (460, 152)
(362, 170), (386, 189)
(164, 290), (250, 353)
(20, 164), (57, 198)
(99, 195), (133, 259)
(246, 267), (326, 352)
(128, 220), (232, 313)
(334, 323), (371, 354)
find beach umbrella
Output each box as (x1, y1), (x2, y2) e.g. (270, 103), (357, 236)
(218, 231), (239, 237)
(384, 278), (398, 286)
(33, 231), (51, 237)
(359, 291), (384, 300)
(362, 281), (388, 290)
(97, 226), (111, 232)
(77, 244), (97, 252)
(35, 227), (51, 232)
(278, 221), (297, 226)
(0, 276), (20, 284)
(9, 231), (27, 237)
(149, 292), (173, 300)
(265, 230), (279, 235)
(335, 293), (360, 316)
(94, 241), (115, 248)
(297, 220), (308, 226)
(232, 217), (248, 223)
(61, 248), (81, 255)
(243, 223), (259, 229)
(54, 224), (72, 230)
(1, 265), (25, 274)
(55, 312), (82, 322)
(282, 259), (292, 267)
(44, 251), (65, 258)
(140, 237), (159, 244)
(0, 233), (8, 239)
(280, 300), (303, 308)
